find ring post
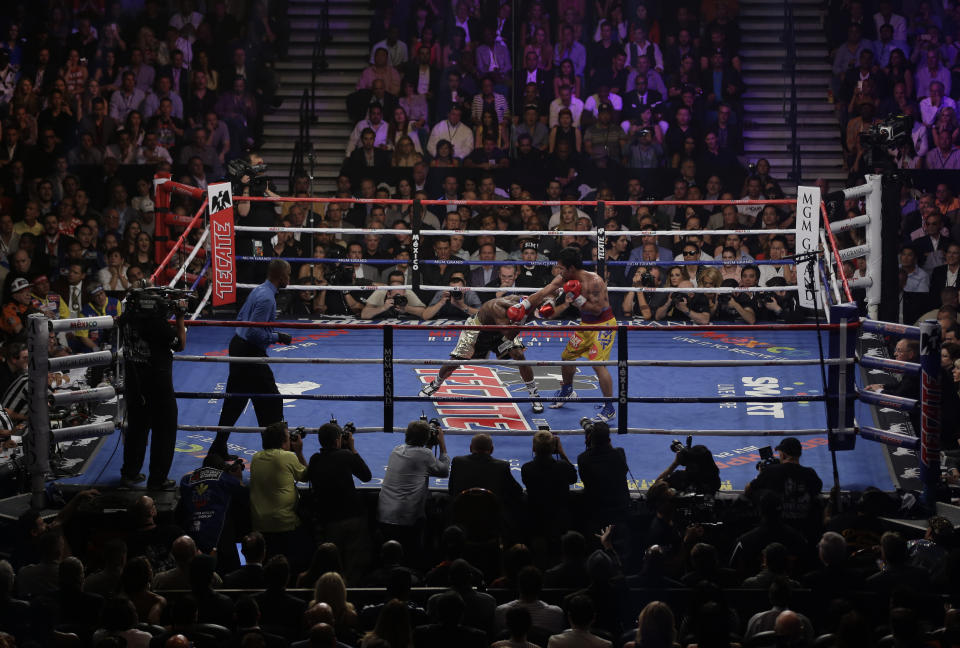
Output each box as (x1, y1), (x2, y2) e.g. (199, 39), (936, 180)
(617, 325), (627, 435)
(827, 303), (857, 452)
(383, 325), (394, 433)
(27, 314), (51, 510)
(411, 198), (422, 293)
(920, 320), (942, 509)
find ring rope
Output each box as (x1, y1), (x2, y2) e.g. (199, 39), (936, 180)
(183, 320), (860, 331)
(168, 228), (209, 287)
(236, 256), (798, 267)
(174, 391), (821, 404)
(233, 225), (798, 238)
(177, 423), (844, 437)
(234, 196), (798, 207)
(172, 355), (853, 368)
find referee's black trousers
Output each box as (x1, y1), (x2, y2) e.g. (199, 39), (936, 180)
(122, 361), (177, 485)
(210, 335), (282, 457)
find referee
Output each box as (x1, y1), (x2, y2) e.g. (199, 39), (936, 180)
(209, 259), (293, 461)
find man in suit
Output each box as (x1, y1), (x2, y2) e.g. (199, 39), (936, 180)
(514, 50), (551, 104)
(914, 211), (955, 273)
(223, 532), (267, 588)
(344, 128), (391, 177)
(447, 432), (522, 512)
(469, 243), (498, 288)
(621, 75), (662, 124)
(930, 243), (960, 297)
(480, 264), (518, 303)
(403, 45), (439, 100)
(865, 338), (920, 400)
(434, 70), (470, 124)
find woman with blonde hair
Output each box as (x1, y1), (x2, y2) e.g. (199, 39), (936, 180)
(624, 600), (677, 648)
(310, 571), (358, 630)
(391, 135), (423, 167)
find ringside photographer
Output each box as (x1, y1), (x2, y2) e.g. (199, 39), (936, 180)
(577, 419), (631, 529)
(746, 437), (823, 540)
(119, 283), (190, 490)
(377, 418), (450, 564)
(656, 438), (721, 495)
(306, 419), (373, 581)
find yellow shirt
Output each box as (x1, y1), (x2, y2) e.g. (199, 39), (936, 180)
(250, 448), (308, 533)
(13, 221), (43, 237)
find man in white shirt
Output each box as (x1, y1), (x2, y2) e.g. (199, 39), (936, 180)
(370, 26), (408, 67)
(549, 84), (585, 128)
(493, 567), (565, 636)
(916, 50), (952, 99)
(345, 104), (389, 155)
(919, 82), (957, 127)
(623, 24), (663, 72)
(426, 105), (474, 159)
(583, 86), (623, 120)
(873, 0), (908, 42)
(109, 72), (147, 123)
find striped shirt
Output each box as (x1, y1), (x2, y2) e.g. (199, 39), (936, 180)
(2, 372), (30, 418)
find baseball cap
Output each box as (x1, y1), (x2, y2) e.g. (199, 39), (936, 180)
(89, 285), (105, 296)
(598, 102), (613, 112)
(32, 275), (49, 285)
(10, 278), (30, 293)
(775, 437), (803, 457)
(521, 241), (538, 251)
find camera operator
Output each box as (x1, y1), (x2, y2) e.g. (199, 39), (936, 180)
(377, 419), (450, 564)
(621, 266), (667, 320)
(360, 271), (426, 320)
(231, 152), (283, 283)
(655, 442), (721, 495)
(250, 421), (310, 566)
(306, 421), (373, 581)
(176, 452), (249, 573)
(746, 437), (823, 540)
(119, 284), (187, 490)
(577, 421), (631, 528)
(759, 277), (801, 322)
(422, 273), (482, 320)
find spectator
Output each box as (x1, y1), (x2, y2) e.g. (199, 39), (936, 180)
(919, 82), (956, 128)
(255, 555), (308, 643)
(926, 127), (960, 169)
(223, 532), (267, 589)
(358, 48), (401, 96)
(864, 531), (932, 594)
(547, 594), (611, 647)
(427, 105), (474, 159)
(577, 421), (630, 527)
(414, 590), (486, 648)
(865, 338), (921, 398)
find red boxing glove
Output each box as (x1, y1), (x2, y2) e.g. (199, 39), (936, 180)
(507, 299), (531, 322)
(537, 299), (556, 318)
(564, 280), (586, 307)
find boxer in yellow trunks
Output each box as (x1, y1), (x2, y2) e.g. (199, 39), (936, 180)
(507, 246), (617, 421)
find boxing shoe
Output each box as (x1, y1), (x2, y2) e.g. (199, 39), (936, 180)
(593, 403), (617, 422)
(549, 384), (576, 409)
(532, 398), (544, 414)
(419, 380), (440, 397)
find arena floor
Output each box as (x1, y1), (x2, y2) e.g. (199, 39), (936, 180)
(62, 323), (899, 492)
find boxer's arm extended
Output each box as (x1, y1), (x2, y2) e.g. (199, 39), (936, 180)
(508, 275), (565, 319)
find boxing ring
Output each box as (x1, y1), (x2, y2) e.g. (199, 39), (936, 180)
(21, 174), (946, 507)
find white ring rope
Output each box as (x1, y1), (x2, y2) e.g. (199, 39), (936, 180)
(168, 228), (210, 288)
(829, 214), (870, 234)
(234, 225), (798, 238)
(173, 355), (853, 367)
(191, 283), (213, 320)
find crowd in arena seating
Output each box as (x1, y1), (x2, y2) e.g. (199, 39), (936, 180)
(828, 0), (960, 172)
(4, 418), (960, 648)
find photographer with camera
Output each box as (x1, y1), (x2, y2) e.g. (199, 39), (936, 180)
(377, 418), (450, 564)
(717, 277), (758, 324)
(656, 280), (714, 323)
(759, 277), (801, 323)
(306, 420), (373, 581)
(119, 284), (188, 490)
(655, 440), (721, 495)
(423, 273), (482, 320)
(746, 437), (823, 540)
(521, 430), (578, 553)
(177, 452), (249, 572)
(621, 266), (666, 319)
(577, 420), (631, 528)
(250, 421), (310, 566)
(209, 259), (294, 462)
(360, 271), (426, 320)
